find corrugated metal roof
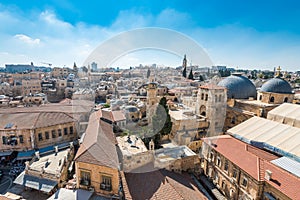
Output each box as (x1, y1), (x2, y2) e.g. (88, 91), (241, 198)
(228, 116), (300, 162)
(271, 157), (300, 178)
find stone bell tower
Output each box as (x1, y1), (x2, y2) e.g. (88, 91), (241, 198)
(146, 82), (158, 123)
(196, 84), (227, 137)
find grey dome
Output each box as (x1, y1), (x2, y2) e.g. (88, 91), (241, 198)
(260, 78), (292, 94)
(218, 74), (257, 99)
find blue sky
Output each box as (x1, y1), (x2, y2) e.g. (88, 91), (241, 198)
(1, 0), (300, 70)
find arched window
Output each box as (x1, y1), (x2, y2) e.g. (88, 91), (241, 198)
(219, 95), (222, 102)
(284, 97), (288, 102)
(259, 95), (262, 100)
(270, 96), (275, 103)
(205, 94), (208, 101)
(201, 93), (204, 100)
(231, 117), (236, 124)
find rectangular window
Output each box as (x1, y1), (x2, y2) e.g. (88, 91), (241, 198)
(242, 177), (248, 188)
(38, 133), (43, 141)
(52, 130), (56, 138)
(64, 127), (68, 135)
(224, 160), (229, 171)
(80, 171), (91, 186)
(45, 131), (49, 139)
(69, 126), (73, 134)
(58, 129), (62, 137)
(100, 176), (112, 191)
(233, 169), (237, 179)
(19, 135), (24, 143)
(217, 157), (222, 167)
(2, 136), (7, 145)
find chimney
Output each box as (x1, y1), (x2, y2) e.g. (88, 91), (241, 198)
(25, 161), (30, 174)
(35, 151), (40, 159)
(54, 146), (58, 153)
(265, 170), (272, 181)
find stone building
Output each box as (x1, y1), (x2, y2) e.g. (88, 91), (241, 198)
(0, 111), (77, 153)
(258, 76), (294, 104)
(21, 79), (42, 96)
(196, 84), (227, 136)
(218, 71), (294, 131)
(146, 82), (159, 123)
(13, 146), (75, 194)
(74, 111), (121, 198)
(201, 135), (300, 200)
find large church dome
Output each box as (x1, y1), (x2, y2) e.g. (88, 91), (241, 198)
(260, 77), (292, 94)
(218, 73), (257, 99)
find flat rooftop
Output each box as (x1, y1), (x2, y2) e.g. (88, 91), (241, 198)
(169, 109), (197, 121)
(155, 145), (196, 162)
(117, 135), (148, 156)
(30, 148), (70, 175)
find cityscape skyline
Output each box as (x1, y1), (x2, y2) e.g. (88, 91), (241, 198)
(1, 1), (300, 71)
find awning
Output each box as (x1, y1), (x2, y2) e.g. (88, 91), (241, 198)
(17, 150), (35, 160)
(14, 171), (57, 193)
(39, 146), (54, 155)
(0, 151), (13, 157)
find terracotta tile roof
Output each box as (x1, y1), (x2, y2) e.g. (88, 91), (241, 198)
(121, 169), (207, 200)
(202, 135), (279, 181)
(264, 161), (300, 200)
(75, 110), (119, 169)
(202, 135), (300, 199)
(0, 112), (75, 130)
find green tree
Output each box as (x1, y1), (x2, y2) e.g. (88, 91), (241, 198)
(152, 97), (173, 137)
(182, 66), (187, 78)
(199, 75), (204, 82)
(188, 69), (194, 80)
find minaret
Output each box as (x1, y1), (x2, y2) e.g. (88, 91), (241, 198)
(182, 54), (187, 68)
(182, 55), (187, 78)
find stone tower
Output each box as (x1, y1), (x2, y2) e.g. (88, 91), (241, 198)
(182, 54), (187, 68)
(146, 82), (158, 123)
(196, 84), (227, 137)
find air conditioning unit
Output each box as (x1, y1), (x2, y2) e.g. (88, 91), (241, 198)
(89, 187), (94, 192)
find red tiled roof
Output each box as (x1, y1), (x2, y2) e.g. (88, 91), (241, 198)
(75, 110), (119, 169)
(202, 135), (279, 181)
(264, 161), (300, 200)
(202, 135), (300, 199)
(121, 169), (207, 200)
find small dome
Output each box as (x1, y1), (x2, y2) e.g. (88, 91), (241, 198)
(260, 77), (292, 94)
(218, 73), (257, 99)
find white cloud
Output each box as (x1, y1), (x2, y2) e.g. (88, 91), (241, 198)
(14, 34), (40, 45)
(0, 5), (300, 71)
